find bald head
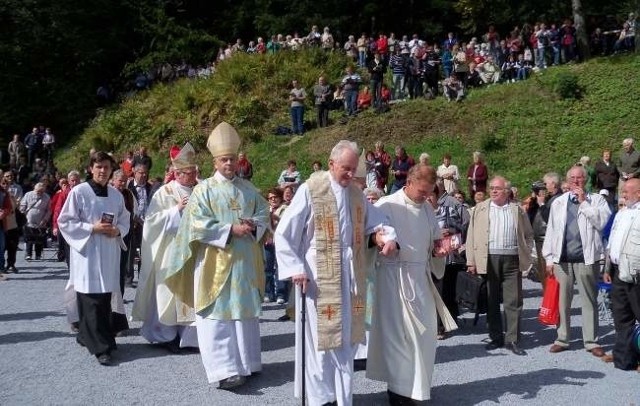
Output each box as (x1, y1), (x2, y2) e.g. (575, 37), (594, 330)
(623, 178), (640, 207)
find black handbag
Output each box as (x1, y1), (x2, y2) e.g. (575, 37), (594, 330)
(455, 271), (488, 325)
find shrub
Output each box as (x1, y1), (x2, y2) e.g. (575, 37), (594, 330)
(553, 72), (583, 100)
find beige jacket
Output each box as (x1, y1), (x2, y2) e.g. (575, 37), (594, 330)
(466, 200), (534, 274)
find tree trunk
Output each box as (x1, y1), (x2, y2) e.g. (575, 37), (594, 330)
(572, 0), (590, 60)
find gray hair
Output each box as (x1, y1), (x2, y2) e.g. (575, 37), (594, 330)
(567, 165), (587, 179)
(579, 156), (590, 166)
(473, 151), (484, 161)
(112, 169), (126, 179)
(623, 138), (634, 146)
(363, 187), (384, 199)
(543, 172), (560, 186)
(419, 153), (430, 163)
(330, 140), (359, 161)
(67, 170), (81, 179)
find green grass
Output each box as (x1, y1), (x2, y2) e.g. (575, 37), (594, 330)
(57, 51), (640, 194)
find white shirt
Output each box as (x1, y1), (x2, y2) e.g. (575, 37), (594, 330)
(608, 202), (640, 265)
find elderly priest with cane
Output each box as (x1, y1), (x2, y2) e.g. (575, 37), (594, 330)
(275, 140), (397, 406)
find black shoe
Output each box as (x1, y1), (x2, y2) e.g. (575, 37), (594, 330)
(70, 322), (80, 333)
(218, 375), (246, 390)
(354, 359), (367, 371)
(277, 314), (291, 321)
(387, 390), (418, 405)
(485, 340), (504, 350)
(506, 342), (527, 356)
(161, 336), (182, 354)
(96, 353), (112, 366)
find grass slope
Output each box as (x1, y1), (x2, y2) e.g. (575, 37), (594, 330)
(57, 51), (640, 192)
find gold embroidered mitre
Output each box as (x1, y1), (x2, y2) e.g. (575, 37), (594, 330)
(172, 142), (197, 170)
(207, 122), (241, 157)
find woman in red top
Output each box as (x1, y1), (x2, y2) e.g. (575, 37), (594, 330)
(466, 151), (488, 199)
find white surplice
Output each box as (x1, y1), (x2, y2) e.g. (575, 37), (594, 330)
(58, 182), (130, 294)
(132, 180), (198, 347)
(58, 183), (130, 322)
(275, 178), (385, 406)
(366, 188), (439, 401)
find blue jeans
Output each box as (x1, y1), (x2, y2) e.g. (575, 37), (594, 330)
(517, 68), (528, 81)
(358, 51), (367, 67)
(345, 90), (358, 116)
(392, 74), (405, 99)
(536, 47), (546, 68)
(552, 45), (560, 65)
(290, 106), (304, 135)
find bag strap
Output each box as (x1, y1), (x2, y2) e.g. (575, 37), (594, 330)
(23, 197), (42, 216)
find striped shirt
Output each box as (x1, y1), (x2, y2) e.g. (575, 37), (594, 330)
(488, 202), (518, 255)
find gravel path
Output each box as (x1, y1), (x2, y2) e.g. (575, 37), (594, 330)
(0, 244), (638, 405)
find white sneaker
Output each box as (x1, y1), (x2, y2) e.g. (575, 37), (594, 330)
(276, 298), (285, 305)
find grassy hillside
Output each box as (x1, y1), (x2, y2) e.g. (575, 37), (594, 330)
(57, 51), (640, 193)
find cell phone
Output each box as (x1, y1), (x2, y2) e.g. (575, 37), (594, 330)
(101, 212), (115, 224)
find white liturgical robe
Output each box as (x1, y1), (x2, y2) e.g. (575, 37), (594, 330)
(275, 176), (386, 406)
(366, 188), (440, 401)
(132, 180), (198, 347)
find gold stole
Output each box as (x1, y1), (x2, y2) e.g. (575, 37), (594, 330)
(307, 172), (366, 351)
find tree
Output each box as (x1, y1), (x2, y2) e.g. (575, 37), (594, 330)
(572, 0), (590, 60)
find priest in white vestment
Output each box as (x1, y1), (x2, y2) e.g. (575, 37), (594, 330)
(58, 152), (130, 366)
(367, 164), (456, 403)
(165, 122), (269, 389)
(132, 143), (199, 351)
(275, 140), (397, 406)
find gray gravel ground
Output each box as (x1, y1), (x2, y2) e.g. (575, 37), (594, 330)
(1, 244), (638, 405)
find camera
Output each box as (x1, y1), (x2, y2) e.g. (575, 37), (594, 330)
(531, 181), (545, 193)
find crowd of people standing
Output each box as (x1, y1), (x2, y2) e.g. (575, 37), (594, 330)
(2, 121), (639, 404)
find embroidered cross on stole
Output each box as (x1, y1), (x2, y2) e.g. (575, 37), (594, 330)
(308, 171), (366, 351)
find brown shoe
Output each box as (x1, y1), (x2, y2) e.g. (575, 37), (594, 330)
(588, 347), (605, 357)
(601, 353), (614, 363)
(549, 344), (567, 353)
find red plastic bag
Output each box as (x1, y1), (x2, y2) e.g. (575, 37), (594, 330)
(538, 275), (560, 326)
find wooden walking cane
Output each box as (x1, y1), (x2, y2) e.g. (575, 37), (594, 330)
(300, 285), (307, 406)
